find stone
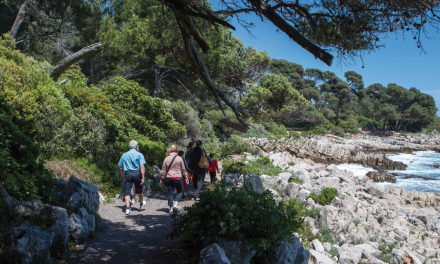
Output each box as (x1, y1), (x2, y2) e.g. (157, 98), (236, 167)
(15, 197), (44, 218)
(310, 239), (324, 253)
(366, 171), (397, 183)
(426, 219), (440, 233)
(270, 237), (310, 264)
(199, 244), (231, 264)
(217, 241), (255, 264)
(365, 184), (385, 198)
(66, 176), (100, 213)
(309, 249), (334, 264)
(243, 173), (264, 194)
(8, 224), (53, 264)
(298, 189), (311, 202)
(224, 174), (244, 188)
(150, 165), (162, 180)
(57, 178), (68, 188)
(390, 247), (423, 264)
(316, 177), (340, 189)
(283, 183), (301, 199)
(47, 206), (69, 256)
(278, 172), (292, 182)
(338, 245), (362, 264)
(353, 244), (380, 258)
(77, 207), (96, 232)
(68, 213), (89, 244)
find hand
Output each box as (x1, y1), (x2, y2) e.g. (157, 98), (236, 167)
(185, 178), (189, 185)
(140, 178), (144, 185)
(160, 178), (165, 185)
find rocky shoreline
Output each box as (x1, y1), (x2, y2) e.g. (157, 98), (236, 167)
(236, 134), (440, 264)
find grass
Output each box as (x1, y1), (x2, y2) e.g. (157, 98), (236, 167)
(327, 249), (338, 258)
(320, 227), (338, 245)
(288, 175), (302, 184)
(344, 192), (352, 197)
(354, 219), (361, 227)
(222, 156), (283, 176)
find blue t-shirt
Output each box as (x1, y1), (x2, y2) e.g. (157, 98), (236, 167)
(118, 149), (146, 172)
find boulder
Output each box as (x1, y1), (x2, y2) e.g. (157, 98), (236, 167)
(66, 176), (100, 213)
(150, 165), (162, 180)
(15, 197), (44, 218)
(426, 219), (440, 233)
(298, 189), (311, 203)
(243, 173), (264, 194)
(365, 184), (385, 198)
(353, 244), (380, 258)
(366, 171), (397, 183)
(278, 172), (292, 182)
(199, 244), (231, 264)
(310, 239), (324, 253)
(47, 206), (69, 256)
(217, 241), (255, 264)
(338, 245), (362, 264)
(7, 224), (53, 264)
(77, 207), (96, 232)
(68, 213), (89, 244)
(283, 183), (301, 199)
(224, 174), (244, 188)
(390, 247), (423, 264)
(270, 237), (310, 264)
(309, 249), (334, 264)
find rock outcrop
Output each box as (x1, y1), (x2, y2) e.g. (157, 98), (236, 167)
(66, 176), (100, 213)
(366, 171), (397, 183)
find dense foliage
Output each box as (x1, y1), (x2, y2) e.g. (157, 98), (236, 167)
(167, 181), (302, 259)
(310, 187), (338, 206)
(222, 155), (283, 176)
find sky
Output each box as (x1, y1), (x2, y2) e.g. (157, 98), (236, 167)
(212, 6), (440, 114)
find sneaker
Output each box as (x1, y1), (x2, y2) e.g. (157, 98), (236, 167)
(126, 207), (131, 215)
(173, 207), (180, 213)
(196, 197), (200, 201)
(140, 201), (146, 211)
(169, 208), (173, 214)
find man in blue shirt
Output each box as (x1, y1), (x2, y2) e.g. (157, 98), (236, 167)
(118, 140), (146, 215)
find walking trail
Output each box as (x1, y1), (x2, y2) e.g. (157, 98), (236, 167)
(70, 181), (209, 264)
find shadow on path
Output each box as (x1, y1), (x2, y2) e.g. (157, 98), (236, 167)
(69, 180), (212, 264)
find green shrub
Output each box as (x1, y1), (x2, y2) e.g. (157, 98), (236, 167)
(167, 180), (303, 259)
(320, 227), (338, 244)
(221, 156), (283, 176)
(221, 135), (260, 155)
(0, 97), (55, 201)
(236, 123), (274, 139)
(309, 207), (322, 218)
(310, 187), (338, 205)
(289, 131), (301, 140)
(268, 124), (288, 139)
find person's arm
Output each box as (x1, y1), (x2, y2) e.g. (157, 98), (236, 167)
(160, 159), (166, 185)
(180, 158), (189, 184)
(120, 166), (125, 181)
(215, 160), (219, 172)
(140, 164), (145, 185)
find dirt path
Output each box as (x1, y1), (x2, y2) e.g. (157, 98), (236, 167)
(70, 180), (209, 264)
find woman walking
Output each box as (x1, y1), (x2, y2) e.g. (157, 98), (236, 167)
(178, 150), (192, 198)
(185, 142), (194, 184)
(160, 145), (189, 214)
(207, 153), (219, 184)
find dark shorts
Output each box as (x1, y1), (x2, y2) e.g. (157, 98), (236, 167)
(124, 170), (142, 196)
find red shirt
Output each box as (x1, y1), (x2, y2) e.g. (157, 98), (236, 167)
(208, 159), (219, 172)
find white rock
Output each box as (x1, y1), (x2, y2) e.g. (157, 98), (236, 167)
(309, 249), (334, 264)
(310, 239), (325, 253)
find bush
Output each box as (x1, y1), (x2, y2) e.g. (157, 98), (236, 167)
(0, 97), (55, 201)
(221, 135), (260, 155)
(221, 156), (283, 176)
(167, 181), (303, 259)
(288, 175), (302, 184)
(310, 187), (338, 205)
(289, 131), (301, 140)
(236, 123), (274, 139)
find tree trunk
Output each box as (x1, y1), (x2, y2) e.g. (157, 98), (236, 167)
(0, 181), (45, 217)
(10, 0), (30, 38)
(50, 43), (103, 81)
(403, 120), (410, 131)
(0, 181), (16, 212)
(153, 61), (161, 98)
(383, 119), (386, 130)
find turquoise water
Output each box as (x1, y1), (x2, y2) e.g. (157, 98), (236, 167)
(337, 151), (440, 193)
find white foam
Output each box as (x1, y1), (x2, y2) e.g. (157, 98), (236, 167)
(336, 164), (376, 180)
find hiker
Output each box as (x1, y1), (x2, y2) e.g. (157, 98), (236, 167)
(207, 153), (219, 184)
(185, 142), (194, 183)
(178, 150), (193, 198)
(189, 140), (208, 200)
(160, 145), (188, 214)
(118, 140), (146, 215)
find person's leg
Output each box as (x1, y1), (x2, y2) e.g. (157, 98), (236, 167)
(124, 173), (134, 209)
(173, 179), (184, 209)
(193, 170), (199, 193)
(194, 170), (203, 199)
(166, 179), (174, 209)
(210, 171), (216, 184)
(133, 173), (144, 205)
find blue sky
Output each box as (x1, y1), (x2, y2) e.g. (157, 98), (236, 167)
(215, 9), (440, 114)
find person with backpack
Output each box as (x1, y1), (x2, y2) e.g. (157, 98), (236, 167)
(178, 150), (192, 198)
(189, 140), (208, 201)
(207, 153), (219, 184)
(160, 145), (189, 214)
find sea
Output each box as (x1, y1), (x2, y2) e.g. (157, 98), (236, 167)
(337, 150), (440, 193)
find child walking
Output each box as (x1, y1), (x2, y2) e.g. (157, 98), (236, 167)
(207, 153), (219, 184)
